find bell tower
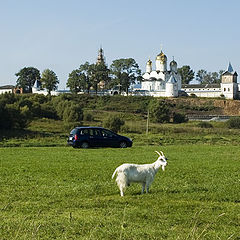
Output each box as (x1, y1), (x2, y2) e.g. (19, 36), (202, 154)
(97, 47), (105, 65)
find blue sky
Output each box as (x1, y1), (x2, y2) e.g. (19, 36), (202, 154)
(0, 0), (240, 88)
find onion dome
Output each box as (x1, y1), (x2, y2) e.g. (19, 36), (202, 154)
(147, 58), (152, 65)
(170, 57), (177, 72)
(156, 51), (167, 63)
(170, 59), (177, 67)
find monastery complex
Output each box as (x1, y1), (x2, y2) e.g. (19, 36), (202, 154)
(140, 50), (239, 100)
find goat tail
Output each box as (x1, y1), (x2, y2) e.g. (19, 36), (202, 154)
(112, 168), (118, 179)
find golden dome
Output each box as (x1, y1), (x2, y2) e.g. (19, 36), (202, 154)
(147, 58), (152, 65)
(156, 51), (167, 63)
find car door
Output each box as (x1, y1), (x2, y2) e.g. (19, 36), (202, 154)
(90, 128), (105, 147)
(101, 129), (119, 147)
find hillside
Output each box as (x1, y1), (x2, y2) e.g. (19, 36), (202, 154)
(76, 95), (240, 116)
(167, 98), (240, 116)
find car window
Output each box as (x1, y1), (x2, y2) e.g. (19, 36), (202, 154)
(89, 129), (94, 136)
(82, 129), (89, 135)
(102, 129), (116, 137)
(79, 129), (84, 135)
(94, 129), (102, 136)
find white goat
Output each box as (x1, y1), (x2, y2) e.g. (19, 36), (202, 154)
(112, 151), (167, 196)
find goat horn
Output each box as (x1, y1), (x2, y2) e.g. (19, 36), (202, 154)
(160, 151), (164, 156)
(155, 151), (161, 156)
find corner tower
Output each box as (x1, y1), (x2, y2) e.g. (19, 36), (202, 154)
(221, 62), (238, 99)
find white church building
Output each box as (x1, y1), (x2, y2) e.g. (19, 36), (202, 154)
(140, 50), (239, 100)
(141, 51), (181, 97)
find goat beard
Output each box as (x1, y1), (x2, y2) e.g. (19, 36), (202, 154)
(162, 165), (165, 171)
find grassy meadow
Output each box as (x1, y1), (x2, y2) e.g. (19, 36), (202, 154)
(0, 145), (239, 239)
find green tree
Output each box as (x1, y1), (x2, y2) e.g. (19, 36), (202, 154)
(196, 69), (207, 84)
(178, 65), (195, 84)
(75, 62), (94, 94)
(196, 69), (224, 84)
(15, 67), (40, 93)
(67, 69), (87, 94)
(110, 58), (141, 94)
(40, 69), (59, 95)
(92, 62), (110, 93)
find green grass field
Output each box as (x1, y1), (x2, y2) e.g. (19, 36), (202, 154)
(0, 145), (239, 239)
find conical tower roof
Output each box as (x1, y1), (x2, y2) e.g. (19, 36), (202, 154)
(227, 62), (234, 74)
(167, 75), (177, 83)
(222, 62), (237, 76)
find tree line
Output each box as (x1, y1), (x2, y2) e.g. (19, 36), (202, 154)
(178, 66), (224, 84)
(15, 58), (142, 94)
(15, 60), (224, 94)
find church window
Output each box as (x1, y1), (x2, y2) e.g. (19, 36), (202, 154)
(228, 88), (230, 91)
(224, 88), (226, 91)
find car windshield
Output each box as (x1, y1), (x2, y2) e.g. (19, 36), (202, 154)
(70, 129), (78, 135)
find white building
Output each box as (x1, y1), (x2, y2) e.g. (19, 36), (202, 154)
(0, 85), (15, 94)
(0, 85), (23, 94)
(141, 51), (181, 97)
(32, 80), (70, 95)
(140, 50), (239, 100)
(182, 63), (239, 99)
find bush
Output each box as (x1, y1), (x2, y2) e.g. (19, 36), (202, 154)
(226, 117), (240, 129)
(2, 104), (30, 129)
(197, 121), (213, 128)
(103, 115), (125, 133)
(63, 104), (83, 123)
(190, 93), (197, 98)
(173, 112), (188, 123)
(83, 113), (94, 122)
(149, 99), (171, 123)
(40, 103), (58, 119)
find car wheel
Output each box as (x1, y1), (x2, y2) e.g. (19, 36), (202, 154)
(119, 141), (127, 148)
(81, 142), (89, 149)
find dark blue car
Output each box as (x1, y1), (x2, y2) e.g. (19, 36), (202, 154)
(67, 127), (133, 148)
